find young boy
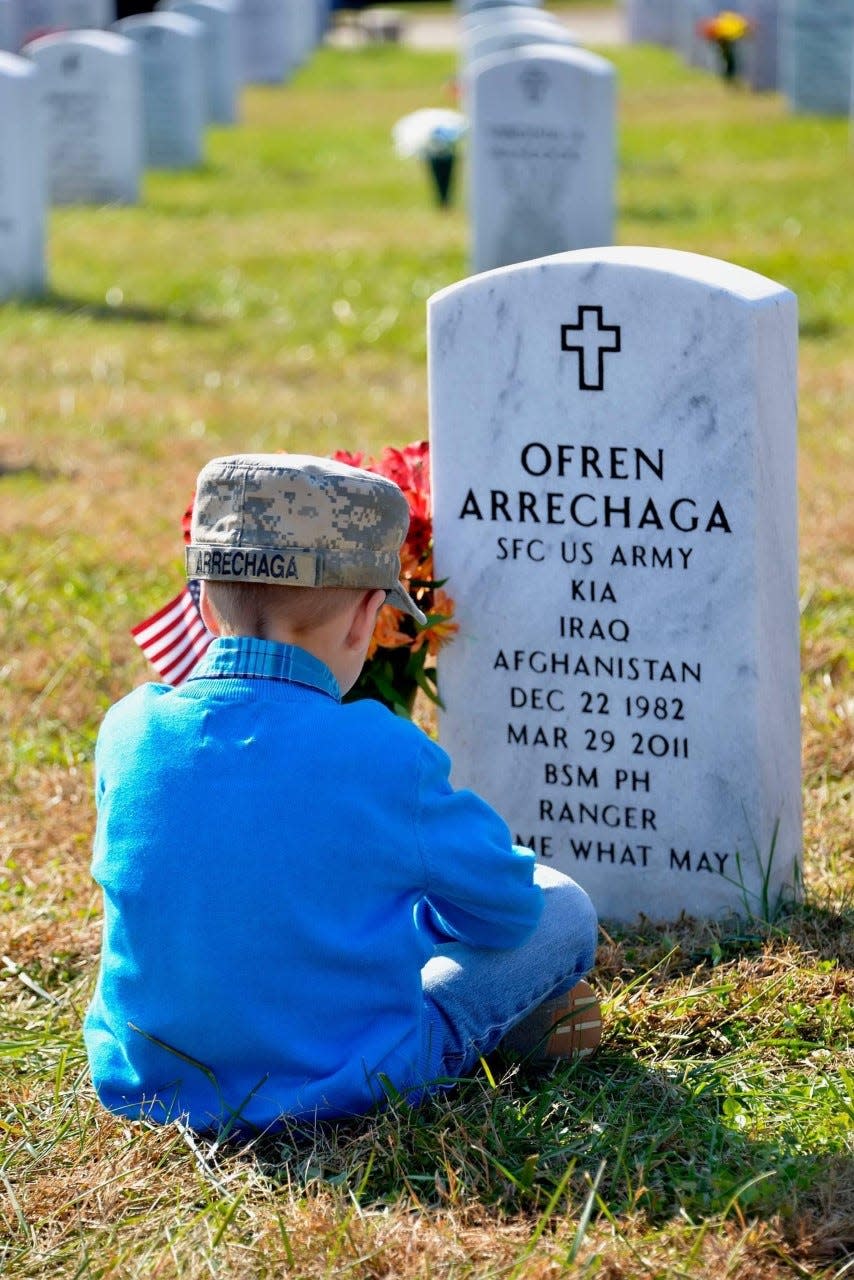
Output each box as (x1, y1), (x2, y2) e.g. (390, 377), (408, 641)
(84, 453), (599, 1136)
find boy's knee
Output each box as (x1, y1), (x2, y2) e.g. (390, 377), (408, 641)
(535, 864), (599, 968)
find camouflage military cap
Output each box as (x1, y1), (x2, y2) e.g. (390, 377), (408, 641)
(186, 453), (427, 624)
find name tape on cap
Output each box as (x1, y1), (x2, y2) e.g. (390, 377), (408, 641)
(186, 545), (321, 585)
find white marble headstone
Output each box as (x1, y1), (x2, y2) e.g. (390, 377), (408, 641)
(625, 0), (675, 46)
(15, 0), (55, 47)
(0, 0), (17, 49)
(742, 0), (778, 91)
(0, 52), (45, 297)
(467, 46), (615, 275)
(159, 0), (238, 123)
(289, 0), (317, 66)
(461, 0), (543, 13)
(779, 0), (854, 115)
(235, 0), (290, 83)
(465, 18), (577, 66)
(114, 12), (205, 168)
(24, 30), (142, 204)
(54, 0), (115, 29)
(462, 3), (556, 29)
(428, 247), (801, 924)
(673, 0), (716, 68)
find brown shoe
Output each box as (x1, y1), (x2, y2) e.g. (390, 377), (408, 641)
(500, 979), (602, 1061)
(541, 980), (602, 1059)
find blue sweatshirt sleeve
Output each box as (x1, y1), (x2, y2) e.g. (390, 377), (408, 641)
(413, 735), (543, 950)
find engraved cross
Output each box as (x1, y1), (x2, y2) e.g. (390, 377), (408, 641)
(560, 305), (621, 391)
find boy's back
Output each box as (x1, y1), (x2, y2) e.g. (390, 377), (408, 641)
(85, 635), (541, 1133)
(85, 453), (597, 1135)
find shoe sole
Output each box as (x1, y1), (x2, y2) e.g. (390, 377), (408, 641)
(543, 979), (602, 1059)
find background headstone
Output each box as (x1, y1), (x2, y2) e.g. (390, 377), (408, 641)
(54, 0), (115, 29)
(15, 0), (55, 47)
(114, 12), (205, 167)
(160, 0), (238, 123)
(289, 0), (317, 66)
(428, 247), (801, 924)
(462, 3), (557, 29)
(0, 0), (17, 48)
(0, 51), (45, 297)
(625, 0), (675, 45)
(673, 0), (716, 69)
(234, 0), (290, 83)
(25, 29), (142, 204)
(460, 0), (543, 13)
(779, 0), (854, 115)
(741, 0), (778, 91)
(465, 17), (577, 67)
(467, 46), (615, 275)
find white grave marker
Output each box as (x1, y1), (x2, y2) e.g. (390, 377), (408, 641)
(0, 0), (16, 49)
(429, 247), (801, 924)
(235, 0), (290, 83)
(465, 18), (577, 66)
(742, 0), (778, 91)
(625, 0), (675, 46)
(114, 12), (205, 168)
(0, 51), (45, 297)
(461, 0), (543, 14)
(160, 0), (238, 123)
(779, 0), (854, 115)
(25, 30), (142, 204)
(467, 46), (615, 274)
(54, 0), (115, 29)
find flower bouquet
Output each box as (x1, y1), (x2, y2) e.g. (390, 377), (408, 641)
(331, 441), (457, 716)
(392, 108), (467, 208)
(131, 441), (456, 720)
(697, 10), (753, 80)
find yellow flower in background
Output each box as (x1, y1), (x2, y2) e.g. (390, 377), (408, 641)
(713, 10), (750, 40)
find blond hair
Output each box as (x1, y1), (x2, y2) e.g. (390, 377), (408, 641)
(204, 580), (365, 639)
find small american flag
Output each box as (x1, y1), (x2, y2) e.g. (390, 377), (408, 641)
(131, 580), (213, 685)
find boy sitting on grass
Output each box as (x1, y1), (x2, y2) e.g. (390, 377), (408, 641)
(84, 453), (600, 1136)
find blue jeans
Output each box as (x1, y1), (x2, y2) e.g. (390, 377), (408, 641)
(421, 865), (598, 1079)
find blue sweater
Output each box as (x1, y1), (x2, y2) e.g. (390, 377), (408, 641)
(84, 637), (543, 1134)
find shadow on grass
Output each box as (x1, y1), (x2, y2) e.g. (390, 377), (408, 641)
(28, 290), (216, 327)
(245, 1052), (849, 1245)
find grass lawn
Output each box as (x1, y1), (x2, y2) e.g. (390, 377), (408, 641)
(1, 26), (852, 1279)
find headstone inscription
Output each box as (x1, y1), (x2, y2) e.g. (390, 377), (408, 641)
(114, 12), (205, 168)
(428, 247), (801, 924)
(625, 0), (675, 46)
(24, 30), (142, 204)
(779, 0), (854, 115)
(159, 0), (238, 123)
(0, 52), (45, 298)
(467, 46), (615, 274)
(235, 0), (290, 83)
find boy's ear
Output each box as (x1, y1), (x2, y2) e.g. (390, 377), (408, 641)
(345, 588), (386, 650)
(198, 582), (222, 636)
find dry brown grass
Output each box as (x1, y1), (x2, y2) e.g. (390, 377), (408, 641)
(2, 34), (852, 1280)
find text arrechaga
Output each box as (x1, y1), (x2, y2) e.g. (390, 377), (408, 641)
(458, 441), (731, 534)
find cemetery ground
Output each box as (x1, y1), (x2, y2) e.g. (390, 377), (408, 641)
(1, 24), (852, 1280)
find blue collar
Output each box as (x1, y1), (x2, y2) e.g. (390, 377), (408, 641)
(186, 636), (341, 702)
